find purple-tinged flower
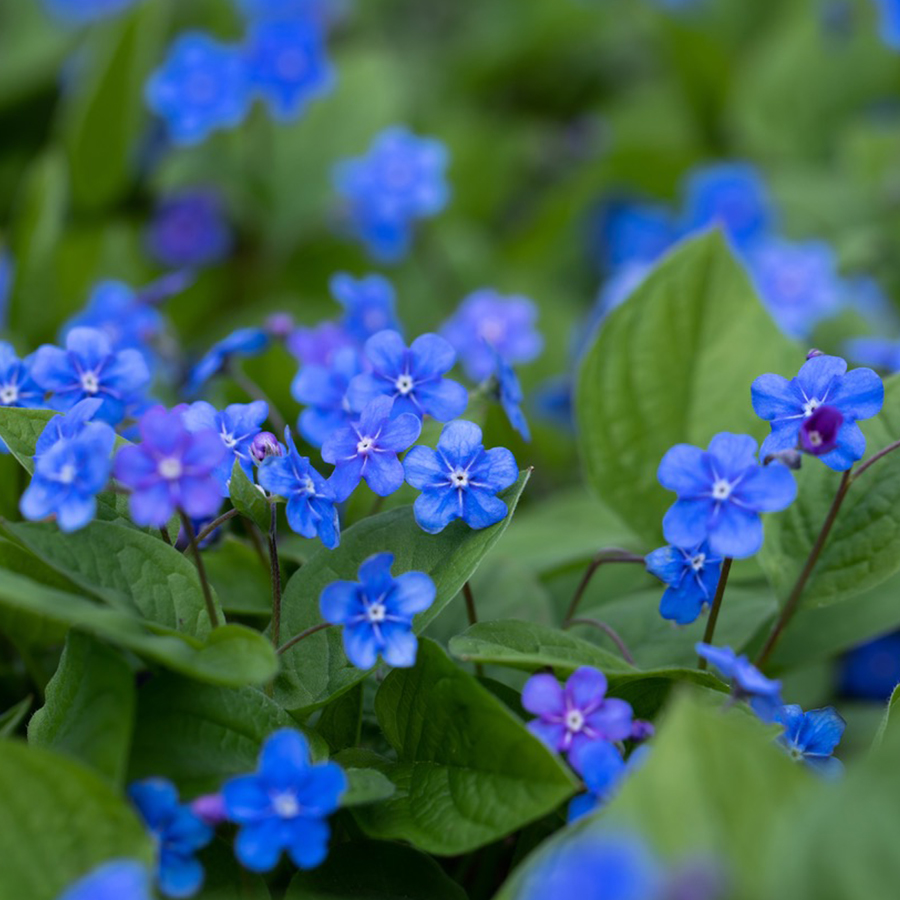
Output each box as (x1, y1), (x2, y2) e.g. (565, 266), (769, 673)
(679, 162), (774, 252)
(845, 335), (900, 373)
(257, 427), (339, 548)
(658, 433), (796, 559)
(567, 742), (650, 823)
(244, 19), (334, 121)
(187, 327), (270, 395)
(190, 793), (227, 826)
(752, 354), (884, 472)
(840, 633), (900, 701)
(42, 0), (139, 24)
(798, 405), (843, 456)
(330, 272), (401, 344)
(696, 643), (783, 721)
(182, 400), (269, 493)
(322, 396), (421, 502)
(128, 778), (213, 899)
(593, 198), (675, 272)
(265, 312), (294, 340)
(874, 0), (900, 49)
(348, 330), (467, 422)
(404, 420), (517, 533)
(333, 127), (449, 263)
(250, 431), (284, 463)
(146, 33), (250, 146)
(487, 349), (531, 441)
(746, 239), (842, 339)
(774, 705), (845, 778)
(287, 321), (353, 367)
(320, 552), (435, 669)
(645, 541), (722, 626)
(57, 861), (152, 900)
(31, 327), (151, 426)
(20, 399), (116, 533)
(222, 729), (346, 873)
(441, 290), (543, 382)
(522, 667), (633, 758)
(146, 190), (232, 269)
(630, 719), (655, 741)
(291, 347), (363, 447)
(114, 406), (227, 527)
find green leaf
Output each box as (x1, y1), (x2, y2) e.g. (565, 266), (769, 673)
(340, 767), (396, 807)
(205, 537), (272, 617)
(0, 697), (32, 738)
(0, 741), (153, 900)
(285, 841), (467, 900)
(230, 460), (273, 533)
(3, 518), (223, 638)
(872, 684), (900, 751)
(0, 406), (54, 471)
(576, 231), (798, 544)
(29, 632), (135, 786)
(198, 839), (271, 900)
(315, 683), (363, 753)
(275, 471), (531, 713)
(351, 639), (576, 855)
(760, 375), (900, 610)
(128, 674), (319, 796)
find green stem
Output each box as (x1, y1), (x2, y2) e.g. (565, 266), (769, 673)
(180, 511), (221, 629)
(277, 621), (333, 656)
(563, 549), (646, 625)
(188, 507), (241, 549)
(697, 557), (733, 670)
(566, 618), (636, 665)
(268, 504), (282, 648)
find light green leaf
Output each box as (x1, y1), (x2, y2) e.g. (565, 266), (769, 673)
(340, 767), (396, 807)
(872, 684), (900, 751)
(29, 632), (135, 786)
(230, 460), (273, 533)
(352, 639), (577, 855)
(205, 537), (272, 617)
(576, 231), (798, 544)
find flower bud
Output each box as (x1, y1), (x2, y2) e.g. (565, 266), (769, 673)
(265, 312), (294, 339)
(190, 793), (227, 825)
(251, 431), (284, 463)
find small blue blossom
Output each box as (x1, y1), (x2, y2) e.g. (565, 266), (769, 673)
(846, 335), (900, 373)
(0, 342), (44, 424)
(645, 541), (722, 625)
(840, 633), (900, 701)
(20, 399), (116, 533)
(593, 198), (675, 271)
(696, 643), (783, 721)
(257, 427), (339, 548)
(320, 552), (436, 669)
(287, 321), (354, 367)
(31, 327), (151, 426)
(244, 19), (334, 121)
(183, 400), (269, 494)
(291, 347), (363, 447)
(532, 375), (574, 432)
(567, 742), (650, 823)
(441, 290), (543, 382)
(330, 272), (401, 344)
(146, 190), (232, 269)
(487, 349), (531, 441)
(42, 0), (139, 24)
(404, 420), (518, 533)
(114, 406), (227, 527)
(774, 704), (846, 778)
(128, 778), (213, 899)
(322, 396), (421, 501)
(752, 354), (884, 472)
(187, 327), (270, 395)
(222, 729), (346, 872)
(57, 861), (152, 900)
(333, 127), (449, 263)
(348, 330), (467, 422)
(146, 33), (250, 145)
(873, 0), (900, 49)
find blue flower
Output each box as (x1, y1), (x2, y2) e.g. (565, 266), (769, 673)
(244, 19), (334, 121)
(745, 239), (843, 339)
(441, 290), (543, 382)
(114, 406), (227, 527)
(42, 0), (139, 24)
(128, 778), (213, 899)
(146, 33), (250, 145)
(488, 349), (531, 441)
(333, 127), (449, 263)
(348, 330), (467, 422)
(20, 399), (116, 533)
(839, 633), (900, 701)
(567, 742), (650, 823)
(532, 375), (574, 431)
(222, 729), (346, 872)
(287, 321), (354, 367)
(31, 327), (151, 426)
(404, 420), (518, 533)
(845, 335), (900, 373)
(187, 327), (270, 395)
(292, 347), (362, 447)
(751, 354), (884, 472)
(798, 405), (843, 456)
(182, 400), (269, 494)
(257, 427), (339, 548)
(874, 0), (900, 49)
(696, 643), (783, 721)
(322, 396), (421, 502)
(146, 190), (232, 269)
(593, 198), (675, 271)
(0, 342), (44, 420)
(645, 541), (722, 625)
(236, 0), (333, 23)
(57, 861), (152, 900)
(679, 162), (774, 252)
(774, 705), (846, 778)
(330, 272), (401, 344)
(658, 433), (797, 559)
(320, 552), (436, 669)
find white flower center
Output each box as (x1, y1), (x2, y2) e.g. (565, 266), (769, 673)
(711, 479), (732, 501)
(479, 317), (505, 344)
(158, 457), (183, 480)
(357, 437), (374, 455)
(221, 431), (236, 449)
(57, 463), (77, 485)
(451, 469), (469, 489)
(81, 371), (100, 394)
(366, 602), (387, 623)
(690, 553), (706, 571)
(0, 384), (18, 405)
(565, 709), (585, 733)
(302, 476), (316, 494)
(802, 398), (821, 417)
(395, 374), (414, 396)
(807, 430), (823, 447)
(271, 792), (300, 818)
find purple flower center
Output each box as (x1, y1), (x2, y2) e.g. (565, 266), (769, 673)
(799, 405), (843, 456)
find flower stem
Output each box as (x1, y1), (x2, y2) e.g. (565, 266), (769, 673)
(230, 364), (287, 434)
(276, 621), (333, 656)
(697, 557), (733, 669)
(754, 470), (852, 669)
(462, 582), (483, 677)
(180, 510), (221, 630)
(268, 504), (282, 648)
(187, 507), (241, 549)
(159, 524), (172, 546)
(852, 438), (900, 479)
(565, 618), (636, 666)
(563, 549), (646, 625)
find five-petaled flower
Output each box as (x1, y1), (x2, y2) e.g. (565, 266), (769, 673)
(146, 190), (233, 269)
(403, 420), (518, 533)
(658, 432), (797, 559)
(645, 541), (722, 625)
(696, 642), (783, 721)
(775, 704), (846, 778)
(222, 729), (346, 873)
(330, 272), (401, 344)
(319, 552), (436, 669)
(752, 354), (884, 472)
(291, 346), (362, 447)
